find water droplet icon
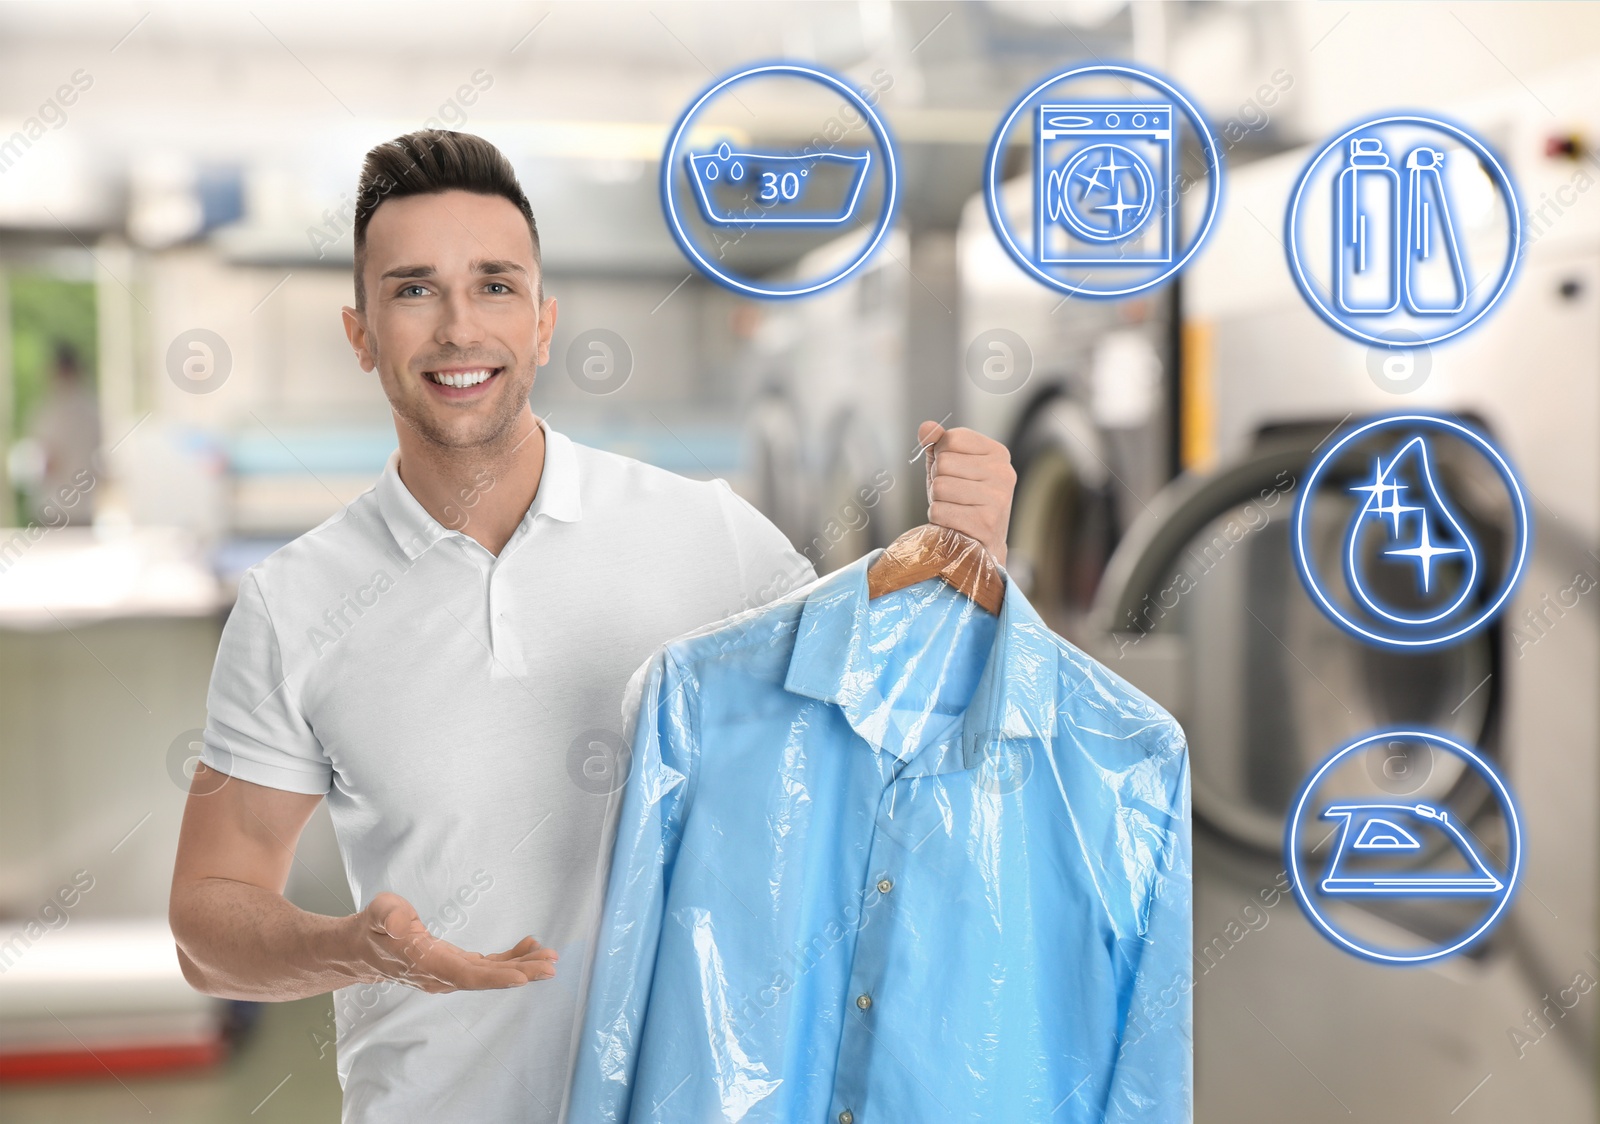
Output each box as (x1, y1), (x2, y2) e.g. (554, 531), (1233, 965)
(1345, 435), (1480, 626)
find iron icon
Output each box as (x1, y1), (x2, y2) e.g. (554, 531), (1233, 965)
(1287, 729), (1522, 965)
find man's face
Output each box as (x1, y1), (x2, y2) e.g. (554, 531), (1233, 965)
(343, 189), (556, 451)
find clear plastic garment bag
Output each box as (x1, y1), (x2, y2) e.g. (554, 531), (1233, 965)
(564, 530), (1192, 1124)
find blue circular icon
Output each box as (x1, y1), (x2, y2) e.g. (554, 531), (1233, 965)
(1286, 729), (1521, 965)
(984, 63), (1222, 299)
(1293, 414), (1529, 650)
(1286, 113), (1521, 347)
(660, 62), (898, 299)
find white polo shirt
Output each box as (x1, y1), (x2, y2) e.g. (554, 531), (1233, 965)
(200, 415), (816, 1122)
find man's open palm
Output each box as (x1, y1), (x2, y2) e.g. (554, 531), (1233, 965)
(362, 892), (557, 993)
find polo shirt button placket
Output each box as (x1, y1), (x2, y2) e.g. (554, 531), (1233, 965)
(488, 571), (500, 654)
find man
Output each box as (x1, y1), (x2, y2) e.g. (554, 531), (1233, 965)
(170, 129), (1016, 1122)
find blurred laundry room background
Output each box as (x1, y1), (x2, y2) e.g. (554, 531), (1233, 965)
(1, 2), (1596, 1121)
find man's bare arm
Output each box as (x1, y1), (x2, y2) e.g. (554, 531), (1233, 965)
(170, 763), (556, 1001)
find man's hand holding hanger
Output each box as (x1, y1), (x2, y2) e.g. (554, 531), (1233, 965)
(915, 419), (1016, 568)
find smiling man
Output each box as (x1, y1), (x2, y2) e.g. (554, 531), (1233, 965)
(169, 129), (1016, 1122)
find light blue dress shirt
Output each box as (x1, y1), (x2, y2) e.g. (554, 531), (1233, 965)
(566, 548), (1191, 1123)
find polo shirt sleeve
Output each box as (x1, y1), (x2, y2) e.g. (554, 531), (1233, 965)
(711, 477), (817, 612)
(200, 569), (333, 795)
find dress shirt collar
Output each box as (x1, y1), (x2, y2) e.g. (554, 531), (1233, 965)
(783, 548), (1058, 766)
(376, 413), (582, 561)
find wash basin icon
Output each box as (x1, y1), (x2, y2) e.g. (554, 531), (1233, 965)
(686, 142), (872, 226)
(1318, 802), (1504, 895)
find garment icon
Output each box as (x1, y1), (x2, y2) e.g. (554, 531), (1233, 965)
(686, 141), (872, 226)
(1403, 147), (1469, 314)
(1345, 434), (1480, 628)
(1318, 802), (1505, 895)
(1035, 103), (1173, 266)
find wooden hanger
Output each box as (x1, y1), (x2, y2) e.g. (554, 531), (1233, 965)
(867, 524), (1004, 615)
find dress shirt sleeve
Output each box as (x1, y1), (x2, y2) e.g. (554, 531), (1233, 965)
(200, 569), (332, 794)
(1103, 726), (1193, 1123)
(711, 476), (817, 613)
(565, 646), (699, 1123)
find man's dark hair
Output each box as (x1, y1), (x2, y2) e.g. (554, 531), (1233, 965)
(352, 129), (541, 310)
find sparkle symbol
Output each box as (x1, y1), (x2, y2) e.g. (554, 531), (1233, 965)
(1097, 183), (1142, 232)
(1351, 457), (1422, 536)
(1074, 161), (1111, 199)
(1070, 150), (1143, 233)
(1385, 520), (1465, 592)
(1349, 457), (1397, 506)
(1375, 484), (1422, 536)
(1350, 448), (1467, 594)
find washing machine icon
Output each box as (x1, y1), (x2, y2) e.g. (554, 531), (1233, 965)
(1036, 103), (1174, 266)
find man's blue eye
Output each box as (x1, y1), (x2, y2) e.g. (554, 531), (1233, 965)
(401, 285), (427, 297)
(486, 282), (510, 293)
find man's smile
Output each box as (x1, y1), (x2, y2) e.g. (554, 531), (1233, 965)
(422, 365), (505, 397)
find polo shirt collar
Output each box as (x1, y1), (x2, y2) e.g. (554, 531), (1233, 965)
(376, 414), (582, 561)
(783, 548), (1057, 766)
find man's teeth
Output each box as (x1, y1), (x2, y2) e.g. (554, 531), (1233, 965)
(429, 368), (496, 388)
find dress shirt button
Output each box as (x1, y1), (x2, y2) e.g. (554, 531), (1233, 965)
(855, 993), (872, 1011)
(838, 1111), (854, 1124)
(876, 877), (893, 894)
